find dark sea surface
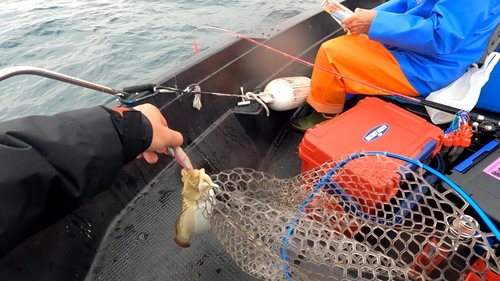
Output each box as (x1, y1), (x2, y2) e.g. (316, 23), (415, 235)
(1, 0), (318, 121)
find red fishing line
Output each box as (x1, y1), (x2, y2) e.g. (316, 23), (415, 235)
(193, 26), (421, 103)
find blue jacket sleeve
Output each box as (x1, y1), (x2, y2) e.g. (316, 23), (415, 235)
(368, 0), (489, 56)
(372, 0), (407, 13)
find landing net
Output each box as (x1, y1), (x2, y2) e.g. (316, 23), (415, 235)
(204, 152), (500, 281)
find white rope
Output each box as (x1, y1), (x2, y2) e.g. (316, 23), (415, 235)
(190, 85), (202, 110)
(187, 87), (271, 116)
(244, 92), (270, 116)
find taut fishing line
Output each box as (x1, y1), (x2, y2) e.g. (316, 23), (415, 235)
(192, 26), (422, 103)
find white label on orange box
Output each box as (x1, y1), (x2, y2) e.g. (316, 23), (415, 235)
(363, 124), (390, 143)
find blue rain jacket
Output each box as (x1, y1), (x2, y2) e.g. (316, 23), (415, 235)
(368, 0), (500, 95)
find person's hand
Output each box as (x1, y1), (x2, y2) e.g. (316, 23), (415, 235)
(342, 8), (377, 35)
(132, 103), (184, 164)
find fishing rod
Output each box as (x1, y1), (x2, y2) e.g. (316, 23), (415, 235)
(1, 64), (497, 126)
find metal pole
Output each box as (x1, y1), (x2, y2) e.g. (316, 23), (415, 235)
(0, 66), (123, 96)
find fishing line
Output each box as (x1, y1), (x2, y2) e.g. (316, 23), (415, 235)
(193, 26), (422, 103)
(192, 26), (500, 124)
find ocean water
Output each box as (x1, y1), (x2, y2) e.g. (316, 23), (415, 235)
(0, 0), (319, 121)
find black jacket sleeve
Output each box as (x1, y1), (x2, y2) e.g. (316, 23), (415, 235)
(0, 105), (152, 258)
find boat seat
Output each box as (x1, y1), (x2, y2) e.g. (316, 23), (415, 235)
(382, 21), (500, 115)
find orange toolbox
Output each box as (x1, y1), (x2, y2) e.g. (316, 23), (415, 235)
(298, 97), (444, 209)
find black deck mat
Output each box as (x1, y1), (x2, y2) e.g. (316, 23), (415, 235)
(86, 128), (305, 281)
(259, 127), (304, 178)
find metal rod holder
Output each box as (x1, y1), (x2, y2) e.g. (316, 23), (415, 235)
(0, 66), (123, 96)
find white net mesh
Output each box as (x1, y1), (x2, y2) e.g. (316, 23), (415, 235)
(205, 152), (500, 281)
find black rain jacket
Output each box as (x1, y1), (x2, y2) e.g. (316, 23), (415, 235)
(0, 106), (152, 258)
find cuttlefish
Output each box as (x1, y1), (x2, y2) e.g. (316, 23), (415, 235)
(174, 168), (218, 248)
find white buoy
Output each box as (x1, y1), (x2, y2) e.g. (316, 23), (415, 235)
(259, 76), (311, 111)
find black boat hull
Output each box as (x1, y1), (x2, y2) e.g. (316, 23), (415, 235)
(0, 1), (384, 280)
(4, 0), (500, 280)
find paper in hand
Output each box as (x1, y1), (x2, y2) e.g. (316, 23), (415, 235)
(321, 0), (354, 26)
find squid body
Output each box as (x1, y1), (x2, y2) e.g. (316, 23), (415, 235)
(174, 168), (218, 248)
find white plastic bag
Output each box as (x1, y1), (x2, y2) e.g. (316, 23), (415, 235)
(425, 52), (500, 124)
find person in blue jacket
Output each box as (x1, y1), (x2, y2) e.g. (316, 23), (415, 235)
(291, 0), (500, 131)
